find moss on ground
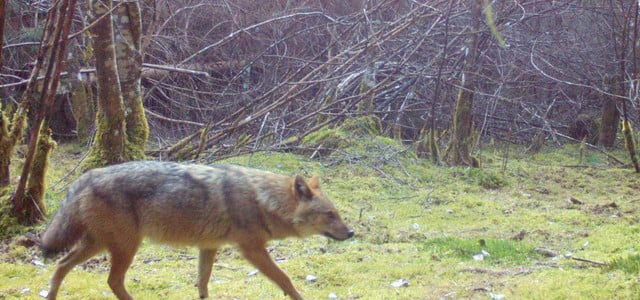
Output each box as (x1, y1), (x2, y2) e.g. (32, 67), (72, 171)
(1, 140), (640, 299)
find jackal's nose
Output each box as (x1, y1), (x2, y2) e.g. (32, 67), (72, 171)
(347, 230), (355, 238)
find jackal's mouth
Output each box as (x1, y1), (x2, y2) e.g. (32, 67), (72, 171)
(323, 230), (354, 241)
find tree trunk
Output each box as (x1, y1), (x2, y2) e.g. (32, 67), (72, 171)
(69, 82), (94, 143)
(444, 0), (482, 167)
(11, 0), (76, 225)
(0, 0), (5, 74)
(444, 86), (476, 166)
(0, 109), (10, 188)
(0, 107), (27, 188)
(21, 125), (56, 223)
(599, 75), (620, 148)
(115, 1), (148, 160)
(0, 0), (7, 186)
(84, 0), (148, 168)
(85, 0), (127, 167)
(599, 98), (619, 148)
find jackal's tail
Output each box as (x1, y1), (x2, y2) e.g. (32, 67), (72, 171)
(40, 192), (85, 258)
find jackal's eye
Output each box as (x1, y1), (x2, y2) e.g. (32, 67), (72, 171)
(326, 211), (336, 220)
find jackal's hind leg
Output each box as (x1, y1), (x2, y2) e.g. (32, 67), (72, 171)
(197, 248), (218, 298)
(48, 236), (103, 300)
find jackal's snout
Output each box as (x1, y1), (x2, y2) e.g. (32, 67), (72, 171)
(324, 228), (355, 241)
(322, 210), (354, 241)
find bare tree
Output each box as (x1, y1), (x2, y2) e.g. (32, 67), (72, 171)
(2, 0), (640, 173)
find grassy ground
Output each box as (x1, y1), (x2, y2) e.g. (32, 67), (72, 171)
(1, 140), (640, 299)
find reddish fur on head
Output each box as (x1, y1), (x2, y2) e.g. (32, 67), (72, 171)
(291, 175), (354, 241)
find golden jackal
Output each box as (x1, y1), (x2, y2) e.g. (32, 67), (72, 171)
(41, 161), (354, 300)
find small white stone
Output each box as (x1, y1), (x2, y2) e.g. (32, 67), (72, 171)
(32, 260), (45, 267)
(390, 278), (409, 288)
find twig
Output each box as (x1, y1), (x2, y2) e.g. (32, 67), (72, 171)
(571, 256), (607, 266)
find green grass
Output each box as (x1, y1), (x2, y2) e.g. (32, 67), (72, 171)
(608, 254), (640, 274)
(422, 237), (540, 264)
(2, 140), (640, 299)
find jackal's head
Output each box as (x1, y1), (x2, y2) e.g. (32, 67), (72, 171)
(291, 175), (354, 241)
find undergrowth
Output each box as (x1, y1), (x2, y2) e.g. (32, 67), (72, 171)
(0, 187), (22, 238)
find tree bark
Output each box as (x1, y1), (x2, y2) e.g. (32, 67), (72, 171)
(11, 0), (76, 224)
(114, 1), (148, 160)
(599, 75), (620, 148)
(0, 0), (6, 186)
(84, 0), (148, 168)
(599, 100), (619, 148)
(85, 0), (128, 167)
(444, 0), (482, 167)
(0, 109), (11, 188)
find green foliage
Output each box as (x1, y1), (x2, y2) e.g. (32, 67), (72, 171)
(302, 125), (349, 150)
(465, 167), (507, 189)
(302, 115), (382, 152)
(340, 115), (381, 136)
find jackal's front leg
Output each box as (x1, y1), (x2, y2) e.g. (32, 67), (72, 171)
(197, 248), (218, 298)
(240, 246), (303, 300)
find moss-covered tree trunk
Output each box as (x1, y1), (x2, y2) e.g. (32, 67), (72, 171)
(21, 125), (56, 222)
(85, 0), (128, 167)
(84, 0), (147, 168)
(0, 107), (27, 188)
(69, 82), (94, 143)
(599, 75), (620, 148)
(12, 0), (76, 225)
(443, 0), (482, 167)
(0, 110), (13, 188)
(444, 86), (475, 165)
(115, 1), (148, 160)
(0, 109), (11, 188)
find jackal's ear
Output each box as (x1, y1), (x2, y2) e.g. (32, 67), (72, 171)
(308, 175), (320, 189)
(294, 175), (313, 201)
